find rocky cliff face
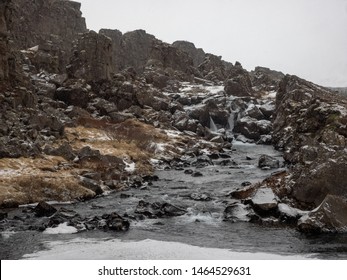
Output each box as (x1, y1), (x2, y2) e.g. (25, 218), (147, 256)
(9, 0), (87, 72)
(172, 41), (205, 67)
(0, 0), (10, 81)
(272, 75), (347, 207)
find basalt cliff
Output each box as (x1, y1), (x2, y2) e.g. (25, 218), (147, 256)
(1, 0), (347, 234)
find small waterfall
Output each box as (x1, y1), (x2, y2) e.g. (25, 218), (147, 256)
(228, 112), (235, 132)
(209, 116), (218, 132)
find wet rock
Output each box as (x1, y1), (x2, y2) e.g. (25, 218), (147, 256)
(191, 155), (213, 168)
(224, 203), (256, 222)
(277, 203), (302, 223)
(229, 185), (256, 199)
(0, 212), (8, 221)
(135, 200), (186, 219)
(190, 193), (212, 201)
(258, 154), (280, 170)
(47, 208), (82, 229)
(192, 171), (203, 177)
(184, 169), (194, 174)
(241, 181), (252, 187)
(298, 195), (347, 233)
(234, 117), (272, 141)
(104, 212), (130, 231)
(34, 201), (57, 217)
(249, 188), (278, 215)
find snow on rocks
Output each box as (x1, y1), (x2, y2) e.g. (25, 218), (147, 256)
(298, 195), (347, 233)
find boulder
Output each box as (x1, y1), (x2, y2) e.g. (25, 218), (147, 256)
(224, 202), (256, 222)
(234, 116), (272, 141)
(293, 155), (347, 206)
(298, 195), (347, 233)
(258, 154), (280, 169)
(79, 177), (103, 196)
(135, 200), (186, 219)
(224, 74), (253, 97)
(249, 188), (278, 215)
(34, 201), (57, 217)
(104, 212), (130, 231)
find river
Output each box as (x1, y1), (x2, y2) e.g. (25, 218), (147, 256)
(1, 141), (347, 260)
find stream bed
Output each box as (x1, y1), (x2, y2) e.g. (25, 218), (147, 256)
(1, 142), (347, 259)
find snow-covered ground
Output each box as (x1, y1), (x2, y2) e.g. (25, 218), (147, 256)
(23, 238), (313, 260)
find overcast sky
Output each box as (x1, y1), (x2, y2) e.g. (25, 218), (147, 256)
(78, 0), (347, 87)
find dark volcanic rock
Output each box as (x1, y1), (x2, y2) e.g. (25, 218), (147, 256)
(135, 200), (186, 219)
(34, 201), (57, 217)
(67, 31), (114, 81)
(272, 75), (347, 207)
(0, 0), (10, 81)
(250, 66), (284, 92)
(104, 212), (130, 231)
(298, 195), (347, 233)
(172, 40), (205, 67)
(258, 154), (280, 170)
(224, 203), (256, 222)
(10, 0), (87, 72)
(249, 188), (278, 215)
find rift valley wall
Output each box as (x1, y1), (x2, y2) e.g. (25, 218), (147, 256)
(0, 0), (10, 81)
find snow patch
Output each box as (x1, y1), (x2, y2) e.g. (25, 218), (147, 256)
(22, 238), (313, 260)
(43, 223), (78, 235)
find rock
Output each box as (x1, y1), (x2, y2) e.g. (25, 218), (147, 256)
(234, 116), (272, 141)
(224, 74), (253, 97)
(172, 41), (205, 67)
(105, 212), (130, 231)
(191, 155), (213, 168)
(250, 66), (284, 92)
(191, 171), (203, 177)
(0, 212), (8, 221)
(277, 203), (302, 223)
(298, 195), (347, 233)
(44, 142), (75, 161)
(79, 177), (103, 196)
(34, 201), (57, 217)
(190, 193), (211, 201)
(10, 0), (87, 71)
(250, 188), (278, 215)
(229, 185), (256, 199)
(48, 208), (80, 227)
(258, 154), (280, 169)
(224, 203), (256, 222)
(0, 0), (10, 81)
(67, 31), (114, 81)
(55, 85), (90, 108)
(161, 202), (186, 217)
(135, 200), (186, 219)
(294, 155), (347, 206)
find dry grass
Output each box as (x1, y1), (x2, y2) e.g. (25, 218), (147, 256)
(0, 156), (95, 207)
(64, 118), (172, 174)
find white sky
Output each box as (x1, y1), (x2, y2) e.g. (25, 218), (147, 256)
(78, 0), (347, 87)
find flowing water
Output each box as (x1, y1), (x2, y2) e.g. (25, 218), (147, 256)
(1, 142), (347, 259)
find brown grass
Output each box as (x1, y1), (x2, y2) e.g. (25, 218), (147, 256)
(0, 156), (95, 207)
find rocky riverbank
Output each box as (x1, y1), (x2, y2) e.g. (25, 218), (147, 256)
(1, 0), (347, 235)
